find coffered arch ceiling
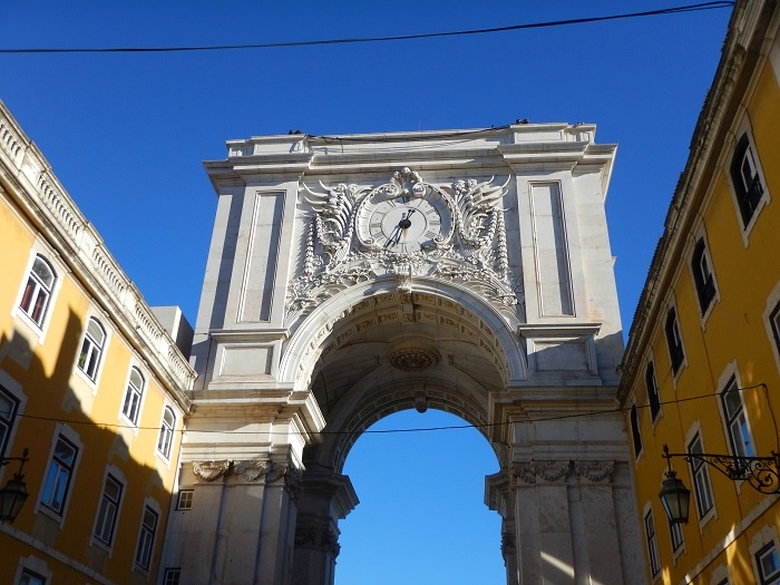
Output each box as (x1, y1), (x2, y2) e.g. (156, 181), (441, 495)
(292, 285), (522, 472)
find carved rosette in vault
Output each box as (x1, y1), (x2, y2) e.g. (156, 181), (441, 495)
(286, 167), (520, 321)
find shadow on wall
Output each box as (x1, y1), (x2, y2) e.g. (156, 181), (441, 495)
(0, 308), (172, 583)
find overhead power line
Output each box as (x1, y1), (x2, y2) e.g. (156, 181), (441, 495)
(0, 2), (734, 55)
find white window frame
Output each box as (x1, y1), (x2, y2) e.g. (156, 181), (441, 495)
(645, 358), (661, 423)
(0, 371), (26, 482)
(765, 282), (780, 377)
(176, 489), (194, 511)
(643, 505), (661, 579)
(35, 424), (82, 526)
(669, 517), (684, 555)
(629, 401), (643, 460)
(13, 556), (52, 585)
(134, 498), (161, 573)
(756, 541), (780, 585)
(727, 123), (770, 238)
(91, 465), (126, 550)
(689, 231), (718, 321)
(120, 366), (145, 428)
(664, 303), (686, 379)
(156, 405), (176, 461)
(163, 567), (182, 585)
(719, 372), (755, 461)
(687, 430), (716, 526)
(0, 384), (21, 461)
(76, 316), (108, 385)
(12, 247), (64, 343)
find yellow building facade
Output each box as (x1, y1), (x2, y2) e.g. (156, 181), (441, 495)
(0, 101), (195, 584)
(618, 2), (780, 584)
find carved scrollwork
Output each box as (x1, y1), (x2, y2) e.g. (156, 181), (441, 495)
(512, 460), (571, 485)
(193, 460), (231, 482)
(234, 460), (270, 482)
(289, 169), (519, 322)
(294, 526), (341, 558)
(575, 460), (615, 484)
(501, 532), (516, 557)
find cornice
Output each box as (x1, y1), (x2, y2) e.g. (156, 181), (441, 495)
(617, 0), (779, 404)
(0, 100), (196, 411)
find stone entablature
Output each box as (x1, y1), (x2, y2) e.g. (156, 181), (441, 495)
(0, 101), (196, 404)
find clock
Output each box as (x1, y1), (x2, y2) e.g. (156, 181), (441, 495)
(356, 192), (451, 253)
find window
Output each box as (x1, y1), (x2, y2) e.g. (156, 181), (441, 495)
(19, 255), (56, 327)
(644, 509), (661, 577)
(669, 519), (684, 553)
(645, 362), (661, 422)
(688, 433), (714, 518)
(0, 386), (20, 459)
(78, 317), (106, 381)
(41, 435), (78, 514)
(135, 505), (159, 570)
(770, 301), (780, 362)
(157, 406), (175, 459)
(121, 367), (144, 425)
(756, 542), (780, 584)
(163, 568), (182, 585)
(665, 307), (685, 375)
(19, 570), (46, 585)
(691, 237), (716, 314)
(177, 489), (193, 510)
(721, 376), (754, 460)
(94, 473), (123, 546)
(630, 404), (642, 458)
(731, 133), (766, 228)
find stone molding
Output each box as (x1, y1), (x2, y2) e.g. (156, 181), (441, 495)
(193, 460), (231, 482)
(0, 102), (195, 407)
(191, 459), (303, 496)
(294, 525), (341, 558)
(511, 459), (615, 486)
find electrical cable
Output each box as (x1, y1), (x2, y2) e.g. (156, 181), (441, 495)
(0, 2), (734, 55)
(11, 383), (760, 437)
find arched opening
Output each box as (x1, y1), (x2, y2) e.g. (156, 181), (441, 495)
(290, 287), (517, 585)
(336, 409), (504, 585)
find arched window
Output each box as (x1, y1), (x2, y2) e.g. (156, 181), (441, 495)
(78, 317), (106, 381)
(20, 255), (56, 326)
(157, 406), (175, 459)
(121, 367), (145, 425)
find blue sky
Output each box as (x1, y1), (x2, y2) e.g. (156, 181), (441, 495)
(1, 2), (731, 583)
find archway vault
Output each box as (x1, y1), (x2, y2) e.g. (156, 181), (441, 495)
(281, 278), (525, 471)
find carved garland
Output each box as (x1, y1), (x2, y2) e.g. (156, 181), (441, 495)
(511, 460), (615, 486)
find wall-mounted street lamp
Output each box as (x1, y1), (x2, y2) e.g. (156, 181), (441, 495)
(659, 445), (691, 524)
(659, 443), (780, 524)
(0, 448), (30, 523)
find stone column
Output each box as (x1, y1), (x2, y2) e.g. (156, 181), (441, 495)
(485, 470), (518, 585)
(512, 460), (575, 585)
(292, 467), (358, 585)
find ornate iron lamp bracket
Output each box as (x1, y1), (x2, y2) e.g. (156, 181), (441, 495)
(663, 446), (780, 494)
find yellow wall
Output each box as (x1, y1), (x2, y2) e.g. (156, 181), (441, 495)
(0, 189), (186, 582)
(625, 40), (780, 585)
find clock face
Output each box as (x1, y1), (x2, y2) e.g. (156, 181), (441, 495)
(364, 197), (444, 253)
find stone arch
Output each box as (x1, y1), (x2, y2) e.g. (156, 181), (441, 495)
(280, 276), (528, 397)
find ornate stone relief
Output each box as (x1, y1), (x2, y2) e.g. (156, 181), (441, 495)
(234, 460), (270, 482)
(287, 168), (519, 321)
(294, 525), (341, 558)
(574, 460), (615, 484)
(192, 460), (231, 482)
(511, 460), (616, 486)
(501, 532), (516, 558)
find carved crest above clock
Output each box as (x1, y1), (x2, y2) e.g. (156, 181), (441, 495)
(289, 168), (520, 320)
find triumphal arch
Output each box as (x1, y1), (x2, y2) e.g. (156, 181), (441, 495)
(161, 123), (644, 584)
